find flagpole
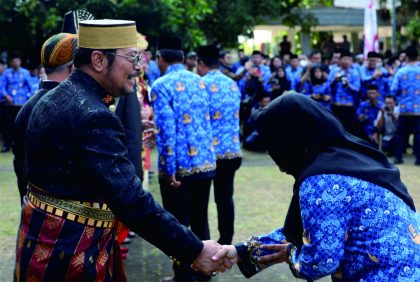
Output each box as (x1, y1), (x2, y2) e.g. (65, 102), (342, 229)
(391, 0), (397, 53)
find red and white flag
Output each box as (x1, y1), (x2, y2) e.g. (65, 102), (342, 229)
(364, 0), (379, 57)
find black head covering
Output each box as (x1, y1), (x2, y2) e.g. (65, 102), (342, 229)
(157, 32), (183, 51)
(255, 93), (416, 247)
(62, 10), (94, 34)
(310, 65), (326, 86)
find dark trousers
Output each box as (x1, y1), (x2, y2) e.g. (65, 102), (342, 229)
(1, 104), (21, 149)
(331, 104), (356, 134)
(213, 158), (242, 245)
(159, 176), (212, 281)
(394, 115), (420, 163)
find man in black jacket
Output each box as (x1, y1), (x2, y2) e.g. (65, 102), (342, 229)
(14, 20), (224, 281)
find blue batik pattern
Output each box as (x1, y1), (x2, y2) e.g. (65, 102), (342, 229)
(245, 174), (420, 281)
(1, 68), (32, 105)
(360, 66), (390, 100)
(390, 64), (420, 115)
(151, 63), (216, 177)
(355, 100), (383, 136)
(202, 70), (242, 160)
(328, 67), (361, 105)
(286, 66), (303, 91)
(147, 60), (161, 87)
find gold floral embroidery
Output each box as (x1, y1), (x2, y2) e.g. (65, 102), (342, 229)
(231, 84), (238, 91)
(210, 84), (219, 92)
(151, 91), (157, 102)
(199, 80), (206, 89)
(212, 111), (222, 120)
(183, 113), (192, 124)
(302, 229), (311, 245)
(167, 146), (173, 155)
(234, 110), (239, 119)
(175, 81), (185, 92)
(187, 146), (198, 156)
(102, 95), (114, 104)
(212, 137), (220, 146)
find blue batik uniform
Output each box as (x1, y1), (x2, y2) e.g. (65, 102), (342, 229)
(147, 60), (161, 86)
(1, 67), (31, 105)
(236, 174), (420, 281)
(311, 82), (331, 108)
(202, 70), (242, 160)
(328, 67), (361, 106)
(356, 100), (382, 136)
(360, 65), (389, 101)
(390, 64), (420, 115)
(286, 65), (303, 91)
(151, 63), (216, 177)
(26, 74), (40, 96)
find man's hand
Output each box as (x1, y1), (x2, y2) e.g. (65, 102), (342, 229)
(258, 243), (291, 265)
(167, 175), (181, 189)
(191, 240), (225, 275)
(211, 245), (238, 270)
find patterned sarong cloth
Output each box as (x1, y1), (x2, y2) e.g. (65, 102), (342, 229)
(14, 195), (126, 282)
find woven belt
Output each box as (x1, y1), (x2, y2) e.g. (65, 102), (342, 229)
(28, 184), (115, 228)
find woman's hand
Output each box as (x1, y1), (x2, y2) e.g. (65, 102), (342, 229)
(258, 243), (291, 265)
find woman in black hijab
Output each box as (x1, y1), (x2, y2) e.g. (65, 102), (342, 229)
(213, 93), (420, 281)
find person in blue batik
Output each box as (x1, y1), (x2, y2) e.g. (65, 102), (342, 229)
(390, 46), (420, 165)
(151, 33), (217, 282)
(328, 49), (361, 134)
(212, 94), (420, 281)
(355, 84), (382, 146)
(360, 51), (389, 101)
(196, 45), (242, 246)
(0, 52), (31, 152)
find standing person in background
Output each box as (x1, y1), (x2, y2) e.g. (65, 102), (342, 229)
(279, 35), (291, 57)
(341, 35), (351, 51)
(328, 50), (361, 133)
(197, 45), (242, 246)
(13, 33), (78, 204)
(152, 32), (217, 282)
(360, 52), (389, 101)
(0, 52), (31, 153)
(390, 46), (420, 165)
(232, 49), (245, 73)
(285, 54), (303, 91)
(145, 49), (160, 86)
(185, 51), (198, 73)
(374, 95), (399, 155)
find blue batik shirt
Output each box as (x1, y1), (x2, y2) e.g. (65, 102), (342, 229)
(202, 70), (242, 160)
(27, 73), (40, 95)
(0, 67), (31, 105)
(360, 65), (390, 101)
(390, 64), (420, 115)
(240, 174), (420, 281)
(328, 67), (361, 105)
(286, 65), (303, 91)
(356, 100), (382, 136)
(151, 63), (216, 178)
(147, 60), (161, 87)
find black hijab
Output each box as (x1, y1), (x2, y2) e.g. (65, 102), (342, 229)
(310, 65), (326, 86)
(255, 93), (415, 248)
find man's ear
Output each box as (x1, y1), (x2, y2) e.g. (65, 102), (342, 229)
(90, 51), (108, 72)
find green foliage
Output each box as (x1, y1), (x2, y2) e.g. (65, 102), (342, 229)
(406, 16), (420, 39)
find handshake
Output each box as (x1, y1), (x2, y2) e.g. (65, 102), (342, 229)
(190, 240), (291, 276)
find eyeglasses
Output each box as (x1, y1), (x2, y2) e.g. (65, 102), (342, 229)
(103, 52), (143, 69)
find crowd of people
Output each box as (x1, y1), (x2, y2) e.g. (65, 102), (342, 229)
(0, 13), (419, 282)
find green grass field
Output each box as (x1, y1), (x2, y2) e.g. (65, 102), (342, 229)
(1, 149), (419, 281)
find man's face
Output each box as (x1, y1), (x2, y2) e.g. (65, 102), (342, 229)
(145, 51), (152, 62)
(106, 47), (141, 97)
(222, 53), (232, 66)
(311, 53), (322, 64)
(251, 54), (262, 65)
(385, 97), (396, 109)
(340, 56), (352, 68)
(260, 97), (271, 107)
(290, 58), (299, 69)
(10, 58), (21, 70)
(238, 51), (244, 59)
(368, 57), (377, 68)
(367, 89), (379, 102)
(332, 53), (341, 65)
(186, 56), (197, 69)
